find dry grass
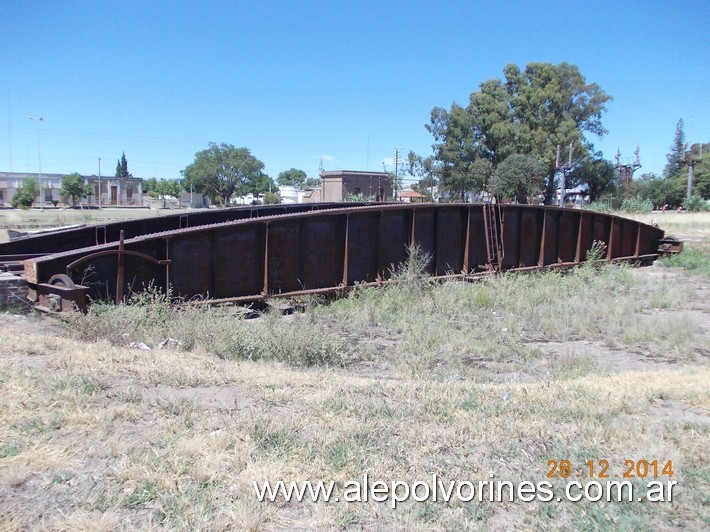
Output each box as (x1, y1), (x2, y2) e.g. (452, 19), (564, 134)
(629, 211), (710, 241)
(1, 254), (709, 529)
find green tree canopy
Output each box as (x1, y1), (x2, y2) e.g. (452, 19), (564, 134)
(426, 62), (611, 203)
(10, 178), (39, 208)
(143, 177), (159, 198)
(406, 152), (438, 199)
(182, 143), (266, 206)
(687, 143), (709, 199)
(630, 173), (666, 208)
(245, 173), (277, 196)
(143, 178), (183, 206)
(568, 156), (617, 204)
(60, 173), (92, 206)
(277, 168), (307, 187)
(495, 154), (546, 204)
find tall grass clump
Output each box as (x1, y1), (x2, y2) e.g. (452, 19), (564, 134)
(223, 309), (351, 366)
(621, 196), (653, 213)
(62, 238), (702, 375)
(586, 200), (613, 213)
(65, 284), (351, 367)
(660, 244), (710, 277)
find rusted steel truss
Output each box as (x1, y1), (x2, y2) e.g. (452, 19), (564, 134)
(0, 202), (369, 258)
(19, 204), (664, 311)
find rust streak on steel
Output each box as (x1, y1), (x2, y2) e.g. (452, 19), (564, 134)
(342, 214), (349, 287)
(463, 207), (471, 273)
(607, 218), (614, 260)
(164, 237), (171, 291)
(19, 204), (665, 311)
(574, 213), (583, 264)
(262, 222), (269, 296)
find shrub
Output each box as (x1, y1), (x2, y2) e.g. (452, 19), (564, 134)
(660, 246), (710, 277)
(620, 196), (653, 213)
(11, 178), (38, 208)
(346, 193), (366, 202)
(683, 194), (710, 212)
(263, 192), (280, 204)
(586, 200), (612, 213)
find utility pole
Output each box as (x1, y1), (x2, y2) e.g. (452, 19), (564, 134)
(686, 143), (703, 202)
(393, 147), (404, 201)
(98, 157), (102, 208)
(556, 143), (573, 207)
(28, 116), (44, 210)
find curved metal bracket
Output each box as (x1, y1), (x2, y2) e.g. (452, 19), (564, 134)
(65, 249), (170, 273)
(65, 230), (170, 304)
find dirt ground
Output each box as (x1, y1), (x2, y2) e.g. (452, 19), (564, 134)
(1, 262), (709, 530)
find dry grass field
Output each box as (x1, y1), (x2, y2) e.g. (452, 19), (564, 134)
(629, 211), (710, 241)
(0, 209), (708, 530)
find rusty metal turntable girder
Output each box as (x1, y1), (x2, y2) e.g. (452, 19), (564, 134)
(14, 203), (664, 311)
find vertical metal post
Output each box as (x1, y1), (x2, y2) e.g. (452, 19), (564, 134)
(607, 219), (614, 260)
(28, 116), (43, 209)
(538, 211), (547, 267)
(410, 207), (416, 248)
(634, 224), (641, 258)
(262, 223), (269, 296)
(687, 144), (704, 202)
(342, 215), (349, 286)
(559, 157), (566, 208)
(164, 238), (170, 292)
(116, 230), (125, 304)
(574, 212), (584, 264)
(98, 158), (101, 208)
(463, 206), (471, 273)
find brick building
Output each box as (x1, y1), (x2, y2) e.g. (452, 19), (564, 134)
(319, 170), (393, 202)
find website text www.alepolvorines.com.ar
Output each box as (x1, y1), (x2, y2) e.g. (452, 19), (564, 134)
(254, 473), (677, 509)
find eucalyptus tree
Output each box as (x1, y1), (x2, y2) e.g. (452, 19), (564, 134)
(427, 62), (611, 203)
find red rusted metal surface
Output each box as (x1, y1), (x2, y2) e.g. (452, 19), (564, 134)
(21, 204), (664, 311)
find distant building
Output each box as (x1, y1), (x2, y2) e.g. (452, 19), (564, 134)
(0, 171), (144, 207)
(319, 170), (393, 202)
(301, 186), (321, 203)
(400, 189), (426, 203)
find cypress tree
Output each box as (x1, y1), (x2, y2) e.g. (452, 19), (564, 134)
(663, 119), (686, 180)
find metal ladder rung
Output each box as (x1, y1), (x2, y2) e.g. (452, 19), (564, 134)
(483, 201), (504, 270)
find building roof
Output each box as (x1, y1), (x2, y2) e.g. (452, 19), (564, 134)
(400, 190), (425, 198)
(320, 170), (390, 179)
(0, 171), (144, 182)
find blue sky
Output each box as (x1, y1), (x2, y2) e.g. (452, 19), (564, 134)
(1, 1), (708, 185)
